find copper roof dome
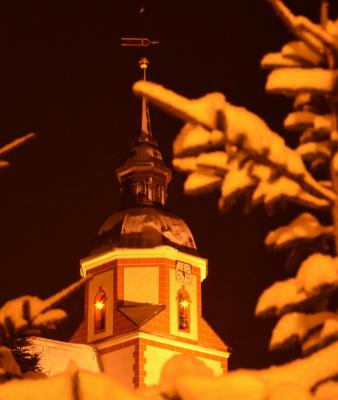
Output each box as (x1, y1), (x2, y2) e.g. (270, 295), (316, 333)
(91, 207), (197, 256)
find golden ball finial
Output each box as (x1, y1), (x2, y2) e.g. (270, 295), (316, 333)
(139, 57), (149, 70)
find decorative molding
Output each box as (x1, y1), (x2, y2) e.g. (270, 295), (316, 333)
(95, 331), (230, 359)
(80, 245), (208, 281)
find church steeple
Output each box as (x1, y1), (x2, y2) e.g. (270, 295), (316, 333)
(139, 57), (151, 136)
(115, 57), (171, 209)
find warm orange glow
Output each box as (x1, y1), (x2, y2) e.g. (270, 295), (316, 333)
(95, 301), (105, 310)
(180, 299), (190, 309)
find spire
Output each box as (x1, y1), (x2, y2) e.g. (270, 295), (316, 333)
(116, 41), (171, 210)
(139, 57), (151, 136)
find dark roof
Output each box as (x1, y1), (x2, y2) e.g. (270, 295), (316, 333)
(121, 133), (165, 168)
(91, 207), (198, 256)
(118, 302), (166, 327)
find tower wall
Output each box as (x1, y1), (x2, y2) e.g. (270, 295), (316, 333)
(71, 247), (229, 388)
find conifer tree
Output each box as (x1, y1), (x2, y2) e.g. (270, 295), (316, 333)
(134, 0), (338, 397)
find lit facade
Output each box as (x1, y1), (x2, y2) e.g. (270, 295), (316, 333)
(70, 122), (230, 387)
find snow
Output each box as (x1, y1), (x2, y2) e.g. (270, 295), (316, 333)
(133, 81), (226, 131)
(0, 346), (21, 376)
(294, 16), (338, 51)
(315, 380), (338, 400)
(259, 341), (338, 392)
(195, 151), (228, 172)
(296, 142), (330, 161)
(0, 278), (87, 340)
(261, 52), (302, 69)
(267, 0), (325, 56)
(175, 371), (267, 400)
(33, 309), (67, 328)
(0, 367), (142, 400)
(173, 156), (197, 172)
(281, 41), (321, 66)
(171, 342), (338, 399)
(0, 371), (73, 400)
(133, 81), (336, 204)
(296, 253), (338, 294)
(268, 384), (312, 400)
(252, 176), (329, 210)
(293, 93), (313, 110)
(314, 115), (332, 132)
(326, 19), (338, 39)
(257, 253), (338, 316)
(266, 68), (336, 96)
(79, 369), (140, 400)
(333, 152), (338, 175)
(284, 111), (315, 132)
(43, 277), (88, 311)
(0, 295), (46, 336)
(184, 172), (222, 195)
(173, 123), (224, 157)
(255, 278), (306, 317)
(174, 151), (227, 174)
(159, 354), (214, 398)
(270, 311), (334, 350)
(29, 337), (100, 376)
(320, 318), (338, 341)
(221, 160), (255, 199)
(265, 213), (333, 249)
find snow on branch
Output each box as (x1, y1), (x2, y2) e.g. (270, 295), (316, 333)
(281, 41), (322, 66)
(284, 111), (316, 132)
(173, 342), (338, 400)
(301, 317), (338, 356)
(256, 254), (338, 318)
(174, 123), (224, 158)
(296, 141), (331, 164)
(183, 172), (223, 195)
(266, 0), (326, 56)
(261, 52), (304, 69)
(315, 380), (338, 400)
(0, 363), (141, 400)
(266, 68), (337, 97)
(251, 175), (330, 211)
(0, 278), (88, 343)
(133, 81), (336, 206)
(270, 311), (337, 351)
(294, 16), (338, 54)
(265, 213), (333, 250)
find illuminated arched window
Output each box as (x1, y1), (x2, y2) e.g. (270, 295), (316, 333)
(177, 286), (191, 332)
(94, 286), (107, 334)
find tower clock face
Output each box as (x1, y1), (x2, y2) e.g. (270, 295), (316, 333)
(176, 261), (192, 284)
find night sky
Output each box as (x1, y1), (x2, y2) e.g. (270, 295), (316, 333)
(1, 0), (337, 370)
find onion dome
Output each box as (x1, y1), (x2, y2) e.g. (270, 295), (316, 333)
(90, 56), (197, 256)
(91, 207), (197, 256)
(115, 131), (171, 210)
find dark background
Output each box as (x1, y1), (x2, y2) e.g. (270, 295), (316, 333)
(0, 0), (337, 370)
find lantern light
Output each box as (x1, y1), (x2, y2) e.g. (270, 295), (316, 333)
(95, 301), (105, 310)
(180, 299), (190, 309)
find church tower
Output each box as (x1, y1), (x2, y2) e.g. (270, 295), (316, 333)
(71, 57), (230, 388)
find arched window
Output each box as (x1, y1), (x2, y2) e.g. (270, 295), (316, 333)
(94, 286), (107, 333)
(156, 184), (161, 199)
(177, 286), (191, 332)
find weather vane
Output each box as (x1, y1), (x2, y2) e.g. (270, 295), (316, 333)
(121, 36), (159, 136)
(121, 37), (159, 47)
